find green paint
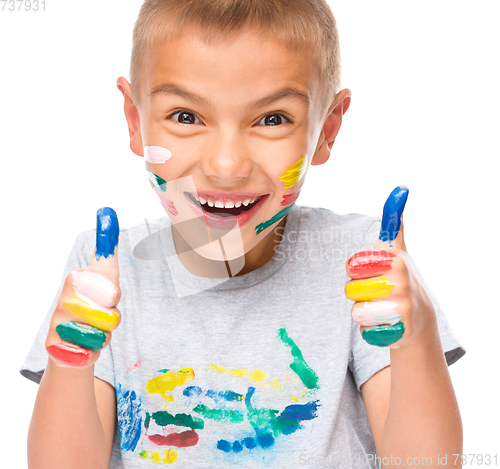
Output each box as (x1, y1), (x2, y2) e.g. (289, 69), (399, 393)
(247, 406), (279, 429)
(55, 321), (106, 351)
(157, 369), (170, 373)
(146, 169), (167, 192)
(362, 321), (405, 347)
(255, 203), (295, 235)
(193, 404), (244, 423)
(278, 328), (319, 390)
(139, 450), (148, 460)
(150, 410), (204, 429)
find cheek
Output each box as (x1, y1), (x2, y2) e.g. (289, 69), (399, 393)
(144, 145), (173, 164)
(278, 154), (307, 189)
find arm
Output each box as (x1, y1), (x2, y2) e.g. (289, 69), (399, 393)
(28, 364), (116, 469)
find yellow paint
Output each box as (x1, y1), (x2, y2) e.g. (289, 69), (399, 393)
(207, 363), (226, 374)
(229, 368), (248, 378)
(273, 379), (283, 390)
(163, 449), (178, 464)
(279, 155), (307, 188)
(151, 451), (161, 463)
(249, 370), (267, 382)
(345, 278), (394, 302)
(63, 296), (119, 331)
(146, 368), (195, 401)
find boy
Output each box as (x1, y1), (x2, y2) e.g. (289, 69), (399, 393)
(22, 1), (464, 468)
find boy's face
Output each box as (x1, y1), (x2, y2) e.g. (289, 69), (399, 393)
(118, 29), (348, 277)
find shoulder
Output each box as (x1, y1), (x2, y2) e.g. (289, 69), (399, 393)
(292, 204), (380, 249)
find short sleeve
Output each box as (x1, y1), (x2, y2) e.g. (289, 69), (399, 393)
(348, 219), (466, 391)
(19, 229), (116, 388)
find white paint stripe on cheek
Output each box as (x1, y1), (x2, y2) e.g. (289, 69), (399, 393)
(352, 300), (401, 326)
(71, 270), (118, 308)
(144, 146), (173, 164)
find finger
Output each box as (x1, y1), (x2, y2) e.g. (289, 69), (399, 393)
(346, 250), (396, 279)
(351, 300), (401, 327)
(87, 207), (120, 286)
(377, 186), (409, 249)
(360, 322), (405, 348)
(55, 321), (109, 351)
(345, 278), (394, 302)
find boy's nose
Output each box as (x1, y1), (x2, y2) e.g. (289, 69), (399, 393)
(200, 132), (253, 182)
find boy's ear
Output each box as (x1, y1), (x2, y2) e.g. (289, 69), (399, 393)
(311, 88), (351, 166)
(116, 77), (144, 157)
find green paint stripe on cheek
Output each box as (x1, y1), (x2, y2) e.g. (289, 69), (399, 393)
(255, 202), (295, 235)
(146, 169), (167, 192)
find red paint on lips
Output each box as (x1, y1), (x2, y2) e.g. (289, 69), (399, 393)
(47, 343), (90, 367)
(347, 250), (396, 278)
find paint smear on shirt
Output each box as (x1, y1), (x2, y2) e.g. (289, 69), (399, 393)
(116, 383), (143, 452)
(278, 328), (319, 390)
(146, 368), (195, 401)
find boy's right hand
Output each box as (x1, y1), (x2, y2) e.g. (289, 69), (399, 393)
(45, 208), (121, 368)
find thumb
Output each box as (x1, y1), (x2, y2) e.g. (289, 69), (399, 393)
(87, 207), (120, 286)
(375, 186), (409, 251)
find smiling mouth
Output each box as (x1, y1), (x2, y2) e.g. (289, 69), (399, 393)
(186, 193), (265, 218)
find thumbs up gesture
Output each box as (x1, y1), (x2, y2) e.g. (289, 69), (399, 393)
(345, 187), (435, 348)
(45, 208), (121, 367)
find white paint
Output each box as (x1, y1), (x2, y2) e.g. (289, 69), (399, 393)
(144, 146), (173, 164)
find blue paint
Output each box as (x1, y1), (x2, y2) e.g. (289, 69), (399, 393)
(96, 207), (119, 260)
(280, 401), (319, 421)
(183, 386), (202, 397)
(243, 437), (257, 449)
(116, 383), (142, 452)
(256, 432), (275, 448)
(217, 439), (232, 453)
(379, 186), (409, 242)
(233, 441), (243, 452)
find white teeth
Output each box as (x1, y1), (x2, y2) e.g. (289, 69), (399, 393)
(193, 193), (200, 201)
(242, 198), (251, 206)
(234, 201), (242, 208)
(214, 200), (224, 208)
(199, 196), (206, 205)
(207, 200), (214, 207)
(225, 200), (235, 208)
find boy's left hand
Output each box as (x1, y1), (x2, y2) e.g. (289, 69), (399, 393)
(345, 186), (436, 348)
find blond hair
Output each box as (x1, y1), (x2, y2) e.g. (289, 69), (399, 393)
(130, 0), (341, 118)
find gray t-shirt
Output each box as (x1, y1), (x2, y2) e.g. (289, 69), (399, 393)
(20, 205), (465, 469)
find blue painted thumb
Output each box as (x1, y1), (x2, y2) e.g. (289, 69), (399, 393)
(379, 186), (408, 245)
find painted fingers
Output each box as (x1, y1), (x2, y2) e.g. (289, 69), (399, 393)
(346, 187), (409, 347)
(46, 208), (121, 368)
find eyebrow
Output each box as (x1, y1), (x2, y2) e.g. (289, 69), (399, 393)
(149, 83), (310, 110)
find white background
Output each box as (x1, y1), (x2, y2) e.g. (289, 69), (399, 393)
(1, 0), (499, 467)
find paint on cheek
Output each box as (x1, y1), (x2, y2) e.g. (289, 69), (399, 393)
(95, 207), (119, 260)
(71, 270), (118, 308)
(281, 188), (301, 206)
(278, 155), (307, 189)
(55, 321), (107, 351)
(144, 146), (172, 164)
(46, 343), (90, 367)
(158, 197), (178, 216)
(361, 321), (405, 347)
(146, 169), (167, 192)
(345, 278), (394, 302)
(347, 250), (396, 278)
(255, 202), (295, 235)
(63, 296), (120, 331)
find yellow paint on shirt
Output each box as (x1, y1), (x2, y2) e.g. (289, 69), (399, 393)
(151, 451), (161, 463)
(146, 368), (195, 401)
(229, 368), (248, 378)
(279, 155), (307, 188)
(163, 449), (178, 464)
(249, 370), (267, 382)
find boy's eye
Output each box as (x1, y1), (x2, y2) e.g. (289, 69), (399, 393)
(257, 114), (289, 126)
(169, 111), (202, 125)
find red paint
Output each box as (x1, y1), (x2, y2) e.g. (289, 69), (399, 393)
(47, 343), (90, 367)
(347, 250), (396, 278)
(148, 430), (199, 447)
(281, 188), (301, 206)
(126, 359), (142, 373)
(160, 198), (179, 216)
